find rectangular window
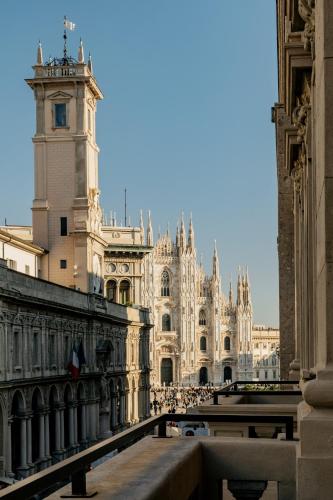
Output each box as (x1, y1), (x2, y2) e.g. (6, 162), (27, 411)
(25, 264), (30, 275)
(60, 259), (67, 269)
(256, 371), (259, 378)
(265, 370), (268, 379)
(273, 370), (276, 379)
(60, 217), (68, 236)
(54, 103), (67, 127)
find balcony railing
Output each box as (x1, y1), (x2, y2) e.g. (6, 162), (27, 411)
(213, 380), (302, 404)
(0, 412), (295, 500)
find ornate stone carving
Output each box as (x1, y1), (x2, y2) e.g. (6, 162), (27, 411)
(298, 0), (315, 54)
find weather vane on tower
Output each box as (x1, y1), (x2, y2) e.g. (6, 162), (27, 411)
(63, 16), (76, 63)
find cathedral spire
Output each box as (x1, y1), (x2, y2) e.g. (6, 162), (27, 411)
(176, 223), (180, 247)
(188, 213), (195, 251)
(237, 266), (243, 306)
(180, 212), (186, 251)
(36, 41), (43, 66)
(78, 38), (85, 63)
(140, 209), (144, 231)
(147, 210), (153, 246)
(229, 280), (233, 306)
(212, 240), (219, 278)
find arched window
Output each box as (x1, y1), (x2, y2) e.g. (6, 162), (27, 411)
(224, 336), (231, 351)
(199, 309), (206, 326)
(200, 336), (207, 351)
(161, 270), (170, 296)
(119, 280), (130, 305)
(162, 313), (171, 331)
(106, 280), (117, 302)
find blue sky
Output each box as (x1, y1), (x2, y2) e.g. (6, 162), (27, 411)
(0, 1), (278, 325)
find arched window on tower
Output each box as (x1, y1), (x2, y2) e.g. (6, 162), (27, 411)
(161, 270), (170, 296)
(199, 309), (206, 326)
(224, 336), (231, 351)
(119, 280), (130, 305)
(162, 313), (171, 331)
(200, 336), (207, 351)
(106, 280), (117, 302)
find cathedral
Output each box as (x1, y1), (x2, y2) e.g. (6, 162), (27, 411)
(101, 214), (255, 386)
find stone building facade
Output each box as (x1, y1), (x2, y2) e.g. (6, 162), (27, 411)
(0, 260), (151, 480)
(274, 1), (333, 496)
(252, 325), (280, 381)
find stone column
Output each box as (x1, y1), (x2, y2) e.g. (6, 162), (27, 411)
(110, 394), (117, 430)
(39, 413), (45, 462)
(133, 389), (139, 422)
(59, 406), (65, 455)
(26, 415), (32, 466)
(69, 405), (75, 448)
(21, 418), (27, 467)
(6, 419), (14, 478)
(44, 412), (50, 461)
(95, 402), (100, 437)
(120, 392), (125, 426)
(73, 405), (78, 448)
(55, 409), (61, 452)
(81, 404), (87, 444)
(89, 402), (96, 441)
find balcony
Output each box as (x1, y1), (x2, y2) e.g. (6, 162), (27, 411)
(0, 410), (297, 500)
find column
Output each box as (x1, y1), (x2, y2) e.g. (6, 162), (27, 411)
(20, 417), (27, 468)
(60, 407), (65, 451)
(81, 404), (87, 444)
(44, 412), (50, 460)
(120, 392), (125, 426)
(26, 415), (32, 465)
(39, 413), (45, 462)
(95, 402), (100, 438)
(6, 420), (13, 478)
(133, 389), (139, 422)
(55, 409), (61, 451)
(73, 405), (78, 448)
(69, 406), (74, 448)
(110, 395), (116, 430)
(90, 403), (96, 441)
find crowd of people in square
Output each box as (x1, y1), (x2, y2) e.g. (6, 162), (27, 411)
(150, 385), (217, 415)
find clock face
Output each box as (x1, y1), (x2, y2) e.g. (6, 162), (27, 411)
(120, 263), (129, 273)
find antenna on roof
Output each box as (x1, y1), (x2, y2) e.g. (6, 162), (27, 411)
(124, 188), (127, 226)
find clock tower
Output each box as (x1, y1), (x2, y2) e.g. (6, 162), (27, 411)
(26, 40), (106, 292)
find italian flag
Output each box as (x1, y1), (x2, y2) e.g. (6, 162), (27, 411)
(68, 345), (80, 380)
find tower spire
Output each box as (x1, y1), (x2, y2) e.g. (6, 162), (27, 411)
(78, 38), (85, 63)
(88, 52), (93, 73)
(212, 240), (219, 278)
(229, 279), (233, 306)
(37, 41), (43, 65)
